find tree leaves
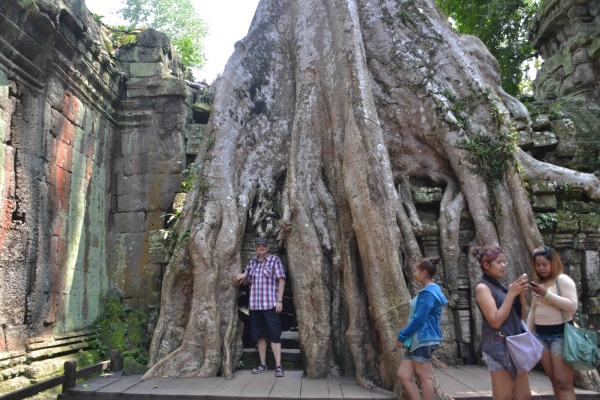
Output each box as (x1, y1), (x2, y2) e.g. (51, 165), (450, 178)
(435, 0), (538, 96)
(117, 0), (208, 68)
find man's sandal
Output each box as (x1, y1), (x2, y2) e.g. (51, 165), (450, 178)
(274, 365), (284, 377)
(252, 364), (268, 374)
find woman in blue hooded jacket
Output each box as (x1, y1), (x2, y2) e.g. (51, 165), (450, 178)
(396, 257), (448, 400)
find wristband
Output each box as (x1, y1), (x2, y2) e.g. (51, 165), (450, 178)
(544, 291), (550, 299)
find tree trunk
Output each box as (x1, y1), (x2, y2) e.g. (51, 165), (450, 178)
(143, 0), (600, 396)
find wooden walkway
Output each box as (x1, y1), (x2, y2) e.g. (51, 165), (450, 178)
(435, 365), (600, 399)
(57, 366), (600, 400)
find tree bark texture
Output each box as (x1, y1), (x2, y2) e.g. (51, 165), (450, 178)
(144, 0), (600, 396)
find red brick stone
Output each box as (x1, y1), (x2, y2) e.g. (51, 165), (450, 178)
(48, 164), (71, 214)
(55, 138), (73, 172)
(62, 91), (81, 126)
(51, 109), (75, 145)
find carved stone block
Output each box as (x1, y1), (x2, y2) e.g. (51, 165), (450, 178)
(552, 233), (574, 249)
(456, 289), (471, 309)
(113, 212), (146, 234)
(579, 214), (600, 233)
(582, 251), (600, 296)
(149, 230), (170, 264)
(576, 233), (600, 250)
(558, 249), (582, 264)
(563, 201), (593, 213)
(555, 212), (579, 233)
(564, 263), (582, 282)
(411, 187), (443, 204)
(532, 114), (550, 130)
(550, 118), (578, 157)
(457, 342), (475, 360)
(532, 194), (557, 211)
(185, 124), (206, 139)
(173, 192), (186, 211)
(532, 131), (558, 148)
(453, 310), (471, 343)
(529, 180), (557, 194)
(582, 251), (599, 280)
(584, 297), (600, 315)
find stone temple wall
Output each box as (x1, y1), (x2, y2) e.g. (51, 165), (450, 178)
(529, 0), (600, 101)
(108, 29), (193, 309)
(0, 0), (600, 393)
(0, 0), (207, 392)
(0, 0), (122, 390)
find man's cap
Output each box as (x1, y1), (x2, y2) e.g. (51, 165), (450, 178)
(255, 237), (269, 246)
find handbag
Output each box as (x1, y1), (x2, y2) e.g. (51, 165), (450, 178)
(556, 279), (600, 370)
(505, 320), (544, 373)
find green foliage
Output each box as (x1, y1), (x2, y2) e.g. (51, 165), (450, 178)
(458, 132), (516, 188)
(181, 162), (200, 192)
(199, 89), (214, 104)
(94, 300), (152, 365)
(535, 212), (557, 231)
(396, 0), (416, 25)
(117, 0), (208, 67)
(457, 130), (518, 221)
(93, 13), (104, 22)
(435, 0), (538, 96)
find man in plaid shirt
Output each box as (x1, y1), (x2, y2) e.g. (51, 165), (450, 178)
(234, 237), (286, 377)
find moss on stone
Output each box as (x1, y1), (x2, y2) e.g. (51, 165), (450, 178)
(98, 316), (126, 351)
(122, 357), (149, 376)
(555, 213), (579, 233)
(95, 300), (151, 366)
(125, 312), (145, 348)
(135, 307), (149, 327)
(192, 102), (212, 123)
(107, 297), (125, 318)
(579, 214), (600, 233)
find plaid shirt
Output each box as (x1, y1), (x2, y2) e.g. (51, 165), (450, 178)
(245, 254), (286, 310)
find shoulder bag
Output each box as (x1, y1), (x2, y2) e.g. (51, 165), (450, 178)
(504, 319), (544, 373)
(556, 278), (600, 370)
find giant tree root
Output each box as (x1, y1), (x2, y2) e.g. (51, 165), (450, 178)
(143, 0), (600, 398)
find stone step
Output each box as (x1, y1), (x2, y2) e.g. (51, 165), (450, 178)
(240, 348), (302, 370)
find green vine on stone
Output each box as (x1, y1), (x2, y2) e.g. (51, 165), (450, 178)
(457, 130), (517, 222)
(535, 212), (558, 231)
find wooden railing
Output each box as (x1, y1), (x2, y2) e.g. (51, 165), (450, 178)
(0, 350), (122, 400)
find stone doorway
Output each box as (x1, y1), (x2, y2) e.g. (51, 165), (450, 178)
(237, 233), (302, 370)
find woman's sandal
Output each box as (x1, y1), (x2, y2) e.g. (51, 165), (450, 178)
(274, 365), (284, 377)
(252, 364), (268, 374)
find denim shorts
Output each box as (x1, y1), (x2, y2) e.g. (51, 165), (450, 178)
(535, 332), (564, 355)
(482, 351), (504, 372)
(404, 345), (439, 363)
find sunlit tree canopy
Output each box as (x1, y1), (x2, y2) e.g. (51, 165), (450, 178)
(117, 0), (208, 68)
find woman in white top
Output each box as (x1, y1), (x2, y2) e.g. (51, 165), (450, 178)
(527, 246), (578, 400)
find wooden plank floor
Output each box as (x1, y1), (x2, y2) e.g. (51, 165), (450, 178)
(435, 365), (600, 400)
(57, 370), (394, 400)
(57, 366), (600, 400)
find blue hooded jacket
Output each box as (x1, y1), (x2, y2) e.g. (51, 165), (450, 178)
(397, 283), (448, 343)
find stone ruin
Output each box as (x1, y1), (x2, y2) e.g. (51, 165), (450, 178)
(0, 0), (212, 391)
(0, 0), (600, 393)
